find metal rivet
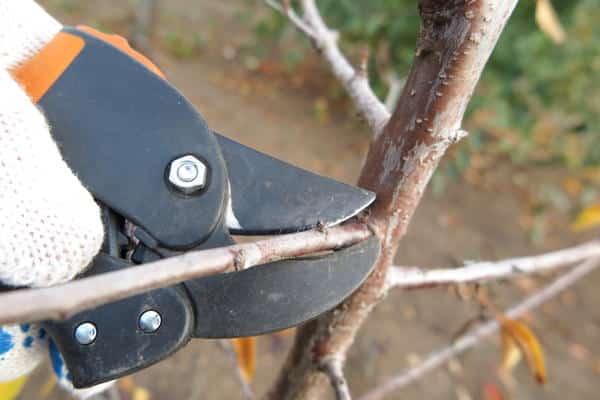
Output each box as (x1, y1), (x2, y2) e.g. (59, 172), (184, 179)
(139, 310), (162, 333)
(168, 155), (207, 194)
(74, 322), (97, 345)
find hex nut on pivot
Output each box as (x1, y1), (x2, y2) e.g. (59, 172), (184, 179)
(168, 155), (207, 194)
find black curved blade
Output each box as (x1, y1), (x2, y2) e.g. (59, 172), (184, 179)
(191, 236), (379, 338)
(216, 134), (375, 235)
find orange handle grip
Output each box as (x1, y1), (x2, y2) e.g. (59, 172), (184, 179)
(11, 25), (164, 103)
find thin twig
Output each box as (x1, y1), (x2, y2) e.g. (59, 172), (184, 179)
(320, 358), (352, 400)
(0, 222), (371, 325)
(385, 240), (600, 290)
(359, 257), (600, 400)
(129, 0), (159, 57)
(265, 0), (316, 40)
(218, 340), (255, 400)
(383, 72), (404, 112)
(265, 0), (390, 136)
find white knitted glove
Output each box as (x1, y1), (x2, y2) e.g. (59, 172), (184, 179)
(0, 0), (107, 397)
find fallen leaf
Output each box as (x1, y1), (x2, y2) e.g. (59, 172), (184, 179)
(562, 177), (582, 197)
(0, 376), (28, 400)
(498, 328), (522, 381)
(535, 0), (566, 44)
(571, 203), (600, 231)
(272, 328), (295, 338)
(231, 337), (257, 383)
(568, 343), (589, 362)
(498, 315), (546, 384)
(118, 376), (135, 392)
(118, 376), (150, 399)
(133, 387), (151, 400)
(482, 382), (504, 400)
(582, 167), (600, 184)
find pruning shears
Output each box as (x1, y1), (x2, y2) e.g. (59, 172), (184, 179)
(10, 26), (379, 388)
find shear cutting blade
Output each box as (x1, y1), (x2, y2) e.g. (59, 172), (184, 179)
(190, 236), (379, 338)
(217, 134), (375, 235)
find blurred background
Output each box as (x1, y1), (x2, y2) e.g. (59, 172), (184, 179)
(21, 0), (599, 399)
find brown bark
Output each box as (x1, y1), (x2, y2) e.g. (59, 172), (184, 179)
(266, 1), (519, 398)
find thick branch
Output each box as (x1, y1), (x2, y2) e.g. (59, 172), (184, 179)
(0, 222), (370, 325)
(386, 240), (600, 290)
(360, 257), (600, 400)
(267, 1), (520, 399)
(266, 0), (390, 135)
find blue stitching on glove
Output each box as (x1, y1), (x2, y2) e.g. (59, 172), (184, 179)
(22, 336), (34, 348)
(48, 338), (65, 378)
(0, 328), (14, 358)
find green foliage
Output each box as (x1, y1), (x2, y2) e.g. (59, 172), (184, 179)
(250, 0), (600, 176)
(162, 31), (205, 59)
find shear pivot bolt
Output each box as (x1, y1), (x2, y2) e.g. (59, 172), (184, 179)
(139, 310), (162, 333)
(168, 155), (207, 194)
(74, 322), (97, 345)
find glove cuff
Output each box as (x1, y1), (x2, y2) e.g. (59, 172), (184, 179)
(0, 0), (61, 70)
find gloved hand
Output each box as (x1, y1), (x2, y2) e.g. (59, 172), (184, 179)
(0, 0), (107, 397)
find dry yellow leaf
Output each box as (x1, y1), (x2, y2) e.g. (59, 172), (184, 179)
(535, 0), (566, 44)
(582, 167), (600, 184)
(0, 376), (28, 400)
(272, 328), (295, 338)
(499, 330), (522, 376)
(562, 177), (583, 197)
(571, 204), (600, 231)
(118, 376), (151, 400)
(231, 337), (257, 383)
(133, 387), (151, 400)
(498, 316), (546, 384)
(118, 376), (136, 393)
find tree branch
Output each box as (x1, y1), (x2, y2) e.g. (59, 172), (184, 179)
(319, 358), (352, 400)
(129, 0), (159, 57)
(385, 240), (600, 290)
(0, 222), (371, 325)
(359, 256), (600, 400)
(218, 340), (255, 400)
(267, 1), (521, 399)
(266, 0), (390, 136)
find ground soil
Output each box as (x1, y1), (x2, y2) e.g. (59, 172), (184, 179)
(22, 1), (600, 399)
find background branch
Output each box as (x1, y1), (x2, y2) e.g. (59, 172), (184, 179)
(129, 0), (159, 57)
(320, 358), (352, 400)
(359, 256), (600, 400)
(385, 240), (600, 290)
(218, 340), (255, 400)
(266, 0), (390, 136)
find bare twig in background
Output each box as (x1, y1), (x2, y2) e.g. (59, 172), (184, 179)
(267, 1), (521, 399)
(218, 340), (255, 400)
(130, 0), (159, 57)
(266, 0), (390, 136)
(385, 240), (600, 290)
(320, 358), (352, 400)
(359, 257), (600, 400)
(0, 222), (370, 325)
